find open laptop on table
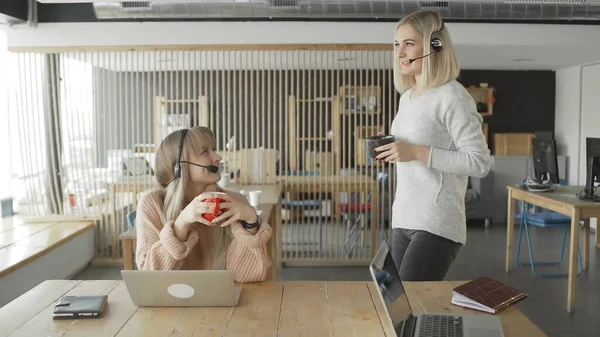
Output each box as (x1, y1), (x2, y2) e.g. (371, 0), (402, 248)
(121, 270), (241, 307)
(370, 241), (505, 337)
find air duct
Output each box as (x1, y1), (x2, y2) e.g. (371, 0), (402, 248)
(91, 0), (600, 21)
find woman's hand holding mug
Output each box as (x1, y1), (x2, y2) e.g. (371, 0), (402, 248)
(373, 131), (431, 164)
(211, 193), (258, 228)
(173, 192), (225, 240)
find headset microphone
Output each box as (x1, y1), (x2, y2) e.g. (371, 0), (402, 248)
(409, 52), (435, 63)
(180, 161), (219, 174)
(201, 164), (219, 174)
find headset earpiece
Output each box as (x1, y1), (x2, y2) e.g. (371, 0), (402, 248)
(431, 37), (443, 53)
(173, 162), (181, 179)
(173, 129), (188, 179)
(430, 22), (444, 53)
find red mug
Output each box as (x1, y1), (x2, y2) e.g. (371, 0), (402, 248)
(202, 192), (227, 221)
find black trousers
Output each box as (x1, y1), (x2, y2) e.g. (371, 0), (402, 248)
(391, 228), (462, 281)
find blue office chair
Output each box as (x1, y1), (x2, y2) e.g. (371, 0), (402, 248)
(515, 179), (584, 278)
(126, 210), (136, 228)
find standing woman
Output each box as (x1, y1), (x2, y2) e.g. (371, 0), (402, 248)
(375, 10), (491, 281)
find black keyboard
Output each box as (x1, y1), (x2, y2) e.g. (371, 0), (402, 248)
(528, 184), (551, 190)
(418, 314), (463, 337)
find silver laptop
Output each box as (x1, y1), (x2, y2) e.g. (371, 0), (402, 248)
(369, 241), (505, 337)
(121, 270), (241, 307)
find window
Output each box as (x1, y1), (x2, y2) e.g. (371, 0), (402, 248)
(6, 48), (48, 214)
(60, 55), (96, 179)
(0, 28), (10, 200)
(3, 46), (96, 215)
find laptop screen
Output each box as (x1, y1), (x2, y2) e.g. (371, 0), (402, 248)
(369, 241), (416, 336)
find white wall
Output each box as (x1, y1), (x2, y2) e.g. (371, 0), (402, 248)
(555, 62), (600, 231)
(7, 21), (600, 48)
(556, 63), (600, 185)
(554, 66), (582, 185)
(580, 65), (600, 184)
(9, 21), (600, 48)
(6, 21), (600, 70)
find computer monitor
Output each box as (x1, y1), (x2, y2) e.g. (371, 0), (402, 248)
(535, 131), (554, 141)
(531, 138), (560, 185)
(581, 137), (600, 201)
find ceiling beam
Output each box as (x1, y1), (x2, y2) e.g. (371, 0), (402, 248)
(0, 0), (28, 22)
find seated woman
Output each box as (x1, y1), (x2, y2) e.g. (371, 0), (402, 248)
(135, 126), (271, 283)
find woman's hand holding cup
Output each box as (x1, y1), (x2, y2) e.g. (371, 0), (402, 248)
(173, 192), (226, 240)
(210, 193), (258, 228)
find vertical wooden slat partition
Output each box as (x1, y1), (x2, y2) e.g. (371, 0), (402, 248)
(7, 45), (399, 265)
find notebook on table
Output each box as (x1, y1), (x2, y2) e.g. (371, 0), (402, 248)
(451, 277), (528, 314)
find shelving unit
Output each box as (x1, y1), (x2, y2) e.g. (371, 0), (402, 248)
(153, 95), (209, 149)
(287, 85), (383, 174)
(340, 85), (381, 115)
(334, 85), (383, 171)
(287, 95), (335, 173)
(466, 87), (495, 117)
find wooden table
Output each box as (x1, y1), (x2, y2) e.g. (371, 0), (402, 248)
(120, 184), (283, 281)
(505, 185), (600, 312)
(0, 279), (545, 337)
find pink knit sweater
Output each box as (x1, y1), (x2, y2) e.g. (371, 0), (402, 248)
(135, 190), (272, 283)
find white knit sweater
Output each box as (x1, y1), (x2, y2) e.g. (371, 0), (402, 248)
(390, 80), (491, 244)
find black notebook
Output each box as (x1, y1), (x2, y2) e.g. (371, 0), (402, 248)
(52, 295), (108, 319)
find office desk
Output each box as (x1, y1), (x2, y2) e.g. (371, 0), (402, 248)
(506, 185), (600, 312)
(0, 280), (545, 337)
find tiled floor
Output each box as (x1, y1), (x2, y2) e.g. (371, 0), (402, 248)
(74, 223), (600, 337)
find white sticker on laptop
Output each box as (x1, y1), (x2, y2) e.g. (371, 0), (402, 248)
(167, 283), (195, 298)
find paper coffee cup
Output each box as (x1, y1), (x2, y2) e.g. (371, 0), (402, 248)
(248, 190), (262, 208)
(217, 173), (229, 188)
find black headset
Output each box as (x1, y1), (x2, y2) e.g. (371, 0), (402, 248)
(408, 22), (445, 64)
(173, 128), (188, 179)
(172, 128), (219, 179)
(430, 23), (445, 53)
(430, 37), (443, 53)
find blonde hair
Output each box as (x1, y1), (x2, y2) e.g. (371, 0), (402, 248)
(393, 10), (460, 94)
(154, 126), (231, 269)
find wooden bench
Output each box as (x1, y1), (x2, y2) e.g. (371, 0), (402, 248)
(0, 216), (94, 307)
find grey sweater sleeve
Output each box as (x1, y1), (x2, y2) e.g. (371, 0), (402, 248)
(428, 95), (491, 177)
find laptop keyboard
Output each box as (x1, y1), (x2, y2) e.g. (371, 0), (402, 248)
(418, 314), (463, 337)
